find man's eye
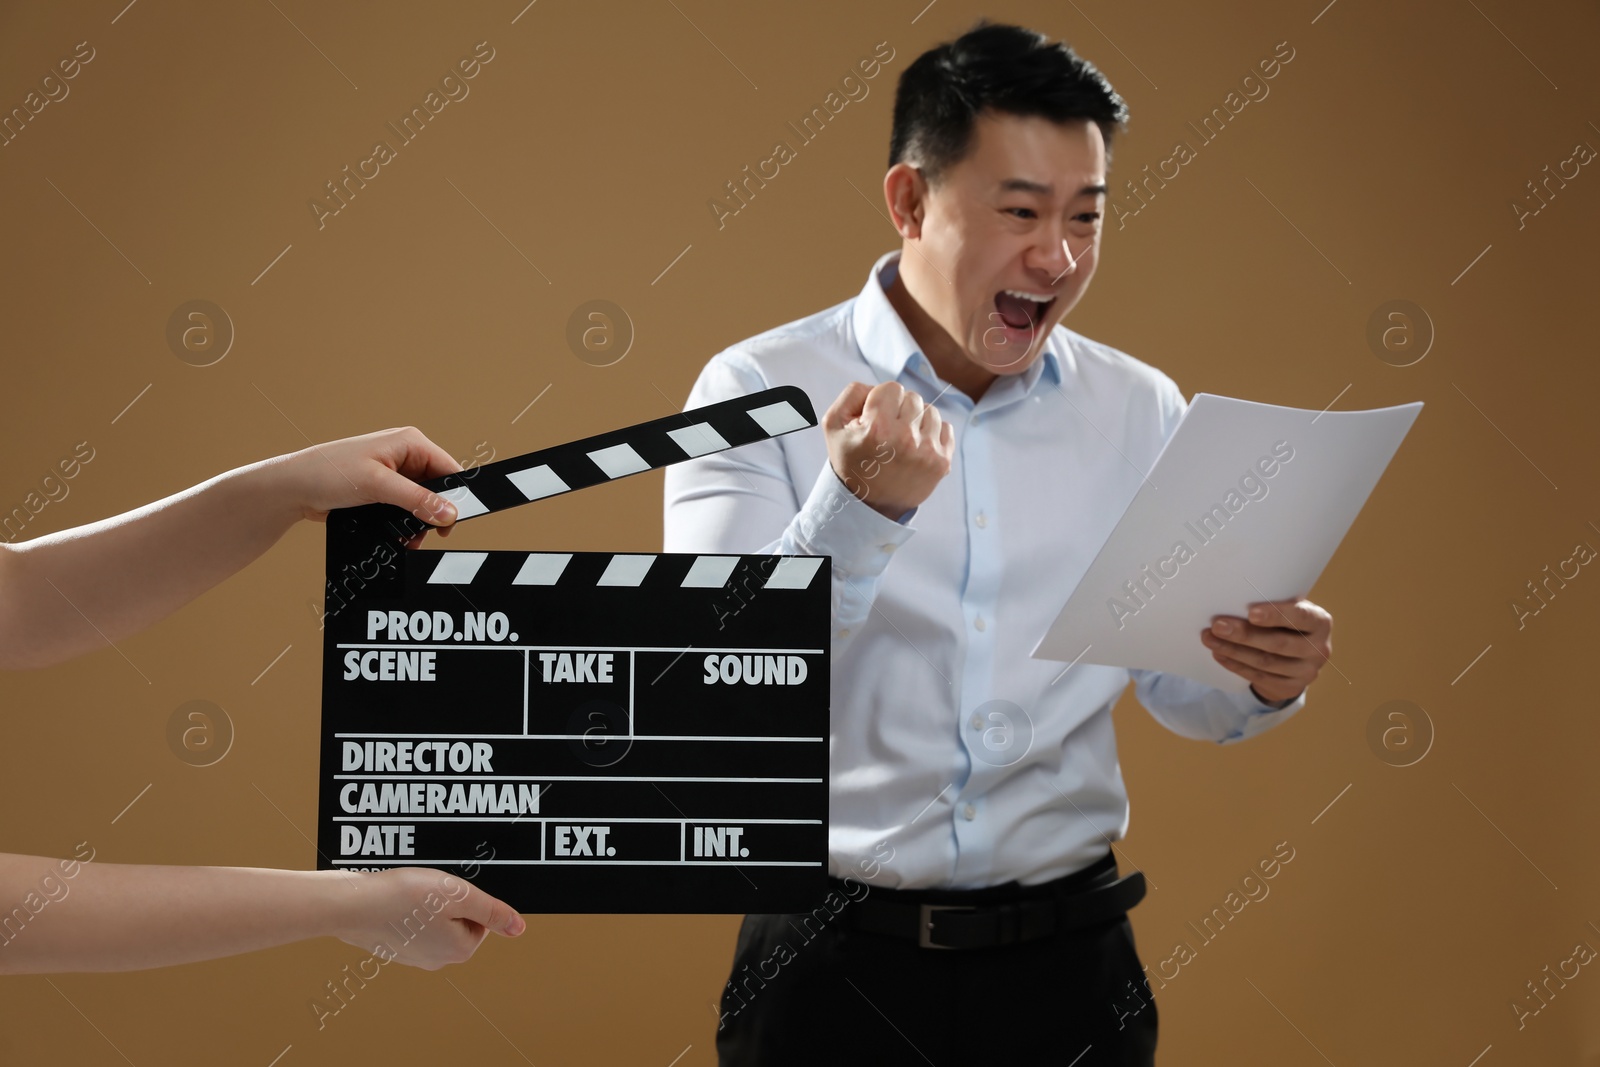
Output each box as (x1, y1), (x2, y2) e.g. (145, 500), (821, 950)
(1076, 212), (1102, 223)
(1006, 207), (1036, 219)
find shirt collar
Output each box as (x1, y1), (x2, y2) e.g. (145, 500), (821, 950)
(852, 249), (1062, 396)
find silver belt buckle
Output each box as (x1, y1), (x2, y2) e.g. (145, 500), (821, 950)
(918, 902), (974, 949)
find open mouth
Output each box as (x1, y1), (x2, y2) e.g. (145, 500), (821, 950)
(991, 289), (1055, 352)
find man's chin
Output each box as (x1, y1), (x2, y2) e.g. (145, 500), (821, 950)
(974, 313), (1059, 371)
(972, 339), (1044, 374)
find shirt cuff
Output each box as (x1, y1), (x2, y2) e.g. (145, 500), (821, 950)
(788, 460), (916, 578)
(1218, 686), (1307, 743)
(1249, 685), (1303, 712)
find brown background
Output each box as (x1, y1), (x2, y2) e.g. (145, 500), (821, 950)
(1, 0), (1597, 1063)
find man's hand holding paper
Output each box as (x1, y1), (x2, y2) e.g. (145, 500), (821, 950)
(1204, 596), (1334, 707)
(1033, 393), (1420, 693)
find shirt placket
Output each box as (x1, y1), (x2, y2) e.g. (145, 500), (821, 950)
(950, 398), (1008, 884)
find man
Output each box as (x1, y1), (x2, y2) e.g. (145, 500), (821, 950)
(664, 20), (1332, 1065)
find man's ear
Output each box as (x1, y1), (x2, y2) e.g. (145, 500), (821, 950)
(883, 162), (927, 239)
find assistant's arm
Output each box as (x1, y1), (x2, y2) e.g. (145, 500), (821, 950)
(0, 428), (463, 670)
(0, 849), (523, 974)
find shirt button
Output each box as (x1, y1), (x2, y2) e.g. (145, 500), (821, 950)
(880, 543), (896, 554)
(969, 713), (984, 730)
(974, 615), (987, 632)
(971, 413), (982, 425)
(838, 628), (851, 638)
(974, 512), (988, 529)
(962, 803), (977, 821)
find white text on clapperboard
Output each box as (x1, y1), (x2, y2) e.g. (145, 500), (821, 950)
(337, 609), (811, 863)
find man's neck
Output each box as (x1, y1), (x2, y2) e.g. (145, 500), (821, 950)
(884, 267), (995, 403)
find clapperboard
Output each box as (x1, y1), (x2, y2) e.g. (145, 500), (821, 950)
(316, 387), (830, 913)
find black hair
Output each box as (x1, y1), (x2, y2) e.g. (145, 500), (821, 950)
(888, 20), (1130, 183)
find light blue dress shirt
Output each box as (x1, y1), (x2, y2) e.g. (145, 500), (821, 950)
(663, 250), (1306, 890)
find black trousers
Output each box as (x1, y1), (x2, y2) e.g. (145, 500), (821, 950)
(714, 876), (1158, 1065)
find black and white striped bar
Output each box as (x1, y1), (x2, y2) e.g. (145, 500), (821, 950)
(430, 385), (814, 523)
(423, 551), (825, 591)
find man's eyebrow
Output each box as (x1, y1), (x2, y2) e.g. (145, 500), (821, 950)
(998, 178), (1108, 198)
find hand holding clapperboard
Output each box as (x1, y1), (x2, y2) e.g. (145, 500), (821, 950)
(318, 388), (830, 913)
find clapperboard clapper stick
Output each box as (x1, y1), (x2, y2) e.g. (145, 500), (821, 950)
(317, 387), (831, 913)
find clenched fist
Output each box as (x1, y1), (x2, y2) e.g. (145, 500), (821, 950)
(823, 381), (954, 520)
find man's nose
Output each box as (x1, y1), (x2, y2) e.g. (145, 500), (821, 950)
(1027, 224), (1070, 277)
(1042, 236), (1085, 285)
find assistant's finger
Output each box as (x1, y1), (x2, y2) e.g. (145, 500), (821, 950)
(453, 883), (526, 937)
(370, 466), (458, 527)
(391, 427), (465, 481)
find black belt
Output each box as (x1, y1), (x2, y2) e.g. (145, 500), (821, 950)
(833, 852), (1147, 950)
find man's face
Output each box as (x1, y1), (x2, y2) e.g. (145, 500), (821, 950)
(908, 112), (1107, 376)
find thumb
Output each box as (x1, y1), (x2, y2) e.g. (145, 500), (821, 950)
(824, 381), (873, 432)
(371, 467), (457, 526)
(493, 907), (527, 938)
(456, 885), (526, 937)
